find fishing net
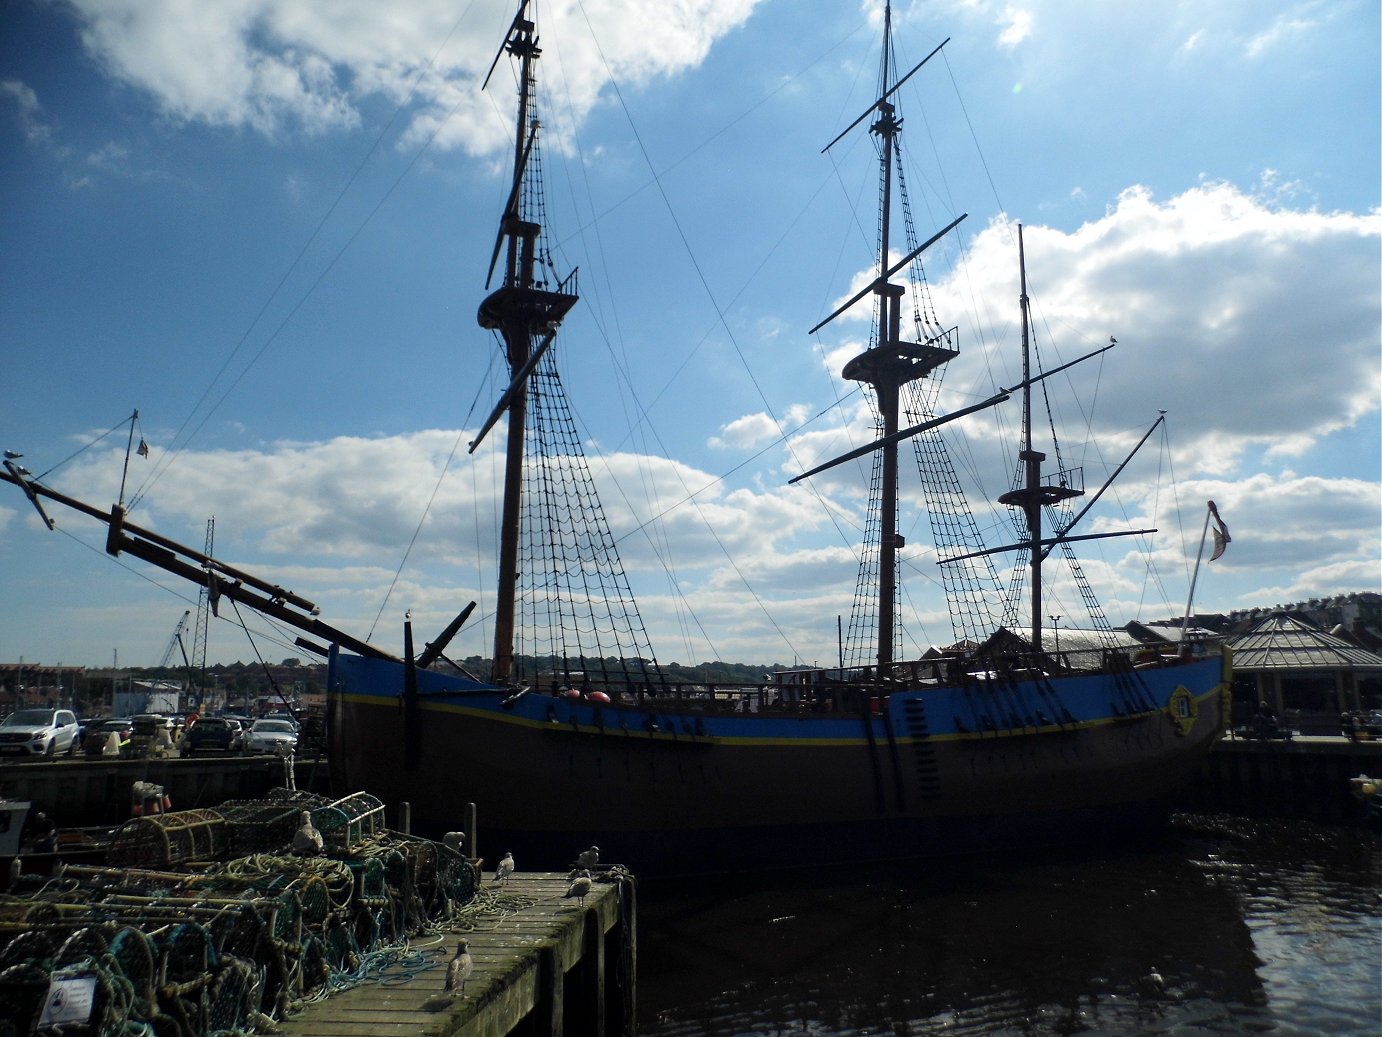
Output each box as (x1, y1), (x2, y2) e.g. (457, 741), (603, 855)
(0, 786), (480, 1035)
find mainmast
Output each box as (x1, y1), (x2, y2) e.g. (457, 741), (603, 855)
(836, 5), (958, 670)
(477, 3), (578, 684)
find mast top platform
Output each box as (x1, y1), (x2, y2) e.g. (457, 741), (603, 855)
(842, 334), (958, 386)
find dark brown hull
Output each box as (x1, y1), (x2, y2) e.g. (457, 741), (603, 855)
(330, 652), (1228, 871)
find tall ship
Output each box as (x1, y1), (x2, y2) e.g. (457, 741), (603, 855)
(4, 3), (1228, 872)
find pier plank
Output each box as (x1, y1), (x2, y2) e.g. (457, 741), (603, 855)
(276, 871), (627, 1037)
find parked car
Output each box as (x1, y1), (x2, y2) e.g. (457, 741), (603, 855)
(243, 719), (299, 755)
(132, 713), (175, 733)
(1342, 709), (1382, 741)
(264, 711), (301, 732)
(84, 718), (134, 756)
(0, 708), (80, 757)
(180, 717), (243, 756)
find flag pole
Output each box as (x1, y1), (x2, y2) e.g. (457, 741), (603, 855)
(117, 408), (139, 508)
(1178, 502), (1214, 647)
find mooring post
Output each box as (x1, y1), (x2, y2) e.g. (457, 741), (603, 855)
(581, 906), (606, 1035)
(399, 801), (411, 836)
(465, 801), (477, 861)
(535, 942), (564, 1035)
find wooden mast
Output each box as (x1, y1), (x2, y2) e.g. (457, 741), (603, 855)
(998, 224), (1082, 653)
(838, 4), (958, 673)
(477, 4), (578, 684)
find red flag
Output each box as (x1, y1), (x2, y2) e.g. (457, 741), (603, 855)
(136, 438), (149, 457)
(1208, 500), (1230, 561)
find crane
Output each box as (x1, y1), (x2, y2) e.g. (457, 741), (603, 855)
(157, 611), (192, 670)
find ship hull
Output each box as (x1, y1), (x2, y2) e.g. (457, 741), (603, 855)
(329, 651), (1228, 872)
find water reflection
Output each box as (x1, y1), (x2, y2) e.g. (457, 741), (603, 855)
(637, 816), (1380, 1035)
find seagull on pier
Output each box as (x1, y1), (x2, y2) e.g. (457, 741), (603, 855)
(576, 845), (599, 870)
(445, 939), (473, 997)
(292, 810), (323, 856)
(1137, 967), (1165, 999)
(564, 869), (593, 907)
(494, 851), (514, 885)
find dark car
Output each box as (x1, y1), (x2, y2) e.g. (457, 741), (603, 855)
(75, 715), (106, 743)
(83, 717), (134, 756)
(180, 717), (243, 756)
(1342, 709), (1382, 741)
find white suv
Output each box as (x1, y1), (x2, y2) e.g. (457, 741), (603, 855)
(0, 708), (80, 757)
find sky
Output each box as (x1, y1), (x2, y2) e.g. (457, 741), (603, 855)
(1, 0), (1378, 672)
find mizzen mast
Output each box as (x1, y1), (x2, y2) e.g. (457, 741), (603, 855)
(476, 2), (578, 684)
(996, 225), (1083, 653)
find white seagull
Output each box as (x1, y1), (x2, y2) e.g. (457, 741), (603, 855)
(564, 870), (593, 907)
(445, 939), (473, 997)
(494, 851), (515, 885)
(292, 810), (323, 856)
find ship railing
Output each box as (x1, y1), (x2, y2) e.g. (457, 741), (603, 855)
(550, 679), (894, 716)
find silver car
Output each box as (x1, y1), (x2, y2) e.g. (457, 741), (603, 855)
(243, 718), (299, 755)
(0, 708), (80, 757)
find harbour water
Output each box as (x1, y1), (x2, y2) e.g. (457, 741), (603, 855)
(636, 815), (1381, 1035)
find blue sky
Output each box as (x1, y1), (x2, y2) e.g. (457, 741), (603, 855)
(1, 0), (1378, 670)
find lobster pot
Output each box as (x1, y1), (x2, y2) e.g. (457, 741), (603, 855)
(0, 900), (61, 938)
(108, 810), (227, 869)
(216, 796), (323, 856)
(265, 787), (330, 810)
(352, 857), (388, 909)
(315, 792), (385, 851)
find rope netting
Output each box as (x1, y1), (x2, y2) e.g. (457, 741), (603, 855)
(0, 788), (480, 1036)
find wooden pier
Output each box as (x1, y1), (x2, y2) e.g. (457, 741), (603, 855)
(1180, 734), (1382, 823)
(0, 752), (330, 826)
(276, 870), (636, 1037)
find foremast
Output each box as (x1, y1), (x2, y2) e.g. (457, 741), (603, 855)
(476, 4), (578, 684)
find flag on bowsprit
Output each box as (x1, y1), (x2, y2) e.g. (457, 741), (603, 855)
(1208, 500), (1231, 561)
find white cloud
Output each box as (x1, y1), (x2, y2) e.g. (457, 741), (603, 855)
(62, 0), (763, 153)
(1246, 16), (1318, 58)
(0, 79), (53, 146)
(996, 5), (1034, 49)
(8, 170), (1377, 664)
